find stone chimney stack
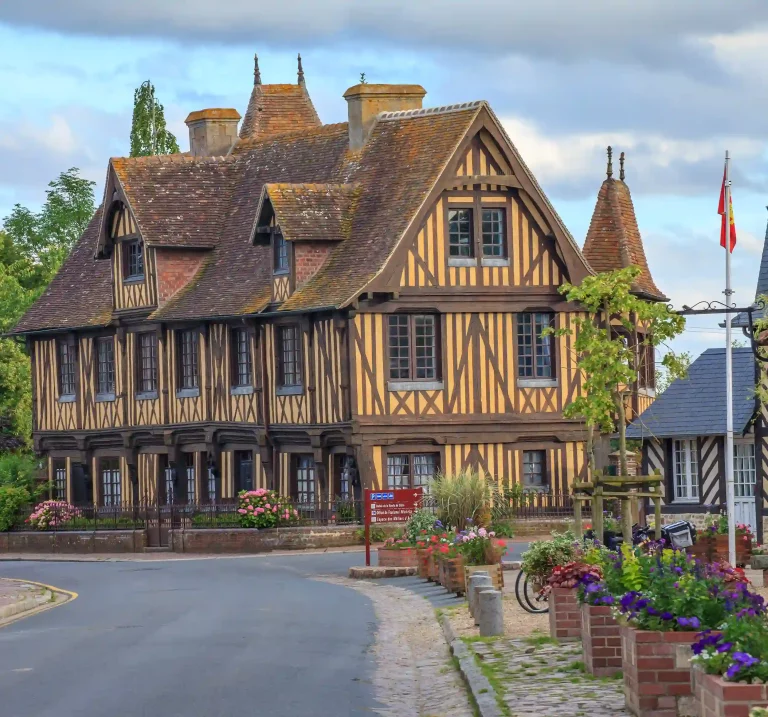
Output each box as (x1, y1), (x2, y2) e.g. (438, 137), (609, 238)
(185, 108), (241, 157)
(343, 84), (426, 151)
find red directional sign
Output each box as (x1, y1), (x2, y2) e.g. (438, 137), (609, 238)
(364, 488), (423, 566)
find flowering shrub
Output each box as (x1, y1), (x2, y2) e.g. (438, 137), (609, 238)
(237, 490), (298, 529)
(692, 614), (768, 682)
(454, 526), (505, 565)
(521, 531), (578, 583)
(405, 509), (439, 544)
(27, 500), (80, 530)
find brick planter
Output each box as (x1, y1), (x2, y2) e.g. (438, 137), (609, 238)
(416, 548), (430, 579)
(426, 552), (439, 581)
(377, 547), (419, 568)
(693, 664), (768, 717)
(548, 587), (580, 642)
(621, 624), (698, 717)
(581, 602), (622, 677)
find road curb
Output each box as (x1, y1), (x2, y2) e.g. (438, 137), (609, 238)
(0, 579), (77, 628)
(438, 612), (504, 717)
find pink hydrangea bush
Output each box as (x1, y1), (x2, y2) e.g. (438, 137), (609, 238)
(237, 489), (299, 529)
(26, 500), (80, 530)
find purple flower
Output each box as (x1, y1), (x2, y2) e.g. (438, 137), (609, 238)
(677, 616), (701, 629)
(660, 612), (674, 621)
(717, 643), (733, 654)
(585, 583), (600, 594)
(601, 595), (615, 605)
(646, 607), (659, 616)
(672, 566), (683, 575)
(726, 663), (742, 679)
(733, 652), (759, 667)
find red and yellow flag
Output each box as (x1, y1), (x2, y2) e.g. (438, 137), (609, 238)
(718, 169), (736, 252)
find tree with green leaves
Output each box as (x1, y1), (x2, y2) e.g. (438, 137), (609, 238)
(129, 80), (180, 158)
(0, 168), (95, 447)
(655, 351), (691, 394)
(551, 266), (688, 477)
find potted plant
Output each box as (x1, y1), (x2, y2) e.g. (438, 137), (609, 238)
(691, 611), (768, 716)
(520, 531), (578, 591)
(456, 525), (505, 593)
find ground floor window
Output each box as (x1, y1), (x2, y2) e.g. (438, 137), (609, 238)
(100, 458), (121, 506)
(185, 453), (196, 504)
(295, 455), (316, 504)
(734, 443), (756, 498)
(522, 450), (547, 489)
(235, 451), (254, 493)
(163, 460), (174, 505)
(337, 456), (356, 500)
(53, 459), (67, 501)
(207, 465), (217, 503)
(386, 453), (439, 491)
(673, 439), (699, 502)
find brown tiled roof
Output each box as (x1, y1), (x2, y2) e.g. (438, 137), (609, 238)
(12, 207), (113, 334)
(584, 175), (666, 300)
(239, 83), (321, 141)
(264, 183), (361, 242)
(111, 154), (238, 249)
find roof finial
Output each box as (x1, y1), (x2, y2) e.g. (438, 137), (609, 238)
(297, 53), (305, 85)
(254, 54), (261, 86)
(619, 151), (625, 181)
(606, 146), (613, 178)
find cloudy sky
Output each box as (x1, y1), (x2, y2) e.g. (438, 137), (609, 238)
(2, 0), (768, 362)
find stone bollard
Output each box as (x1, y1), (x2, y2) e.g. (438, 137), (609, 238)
(478, 589), (504, 637)
(474, 586), (496, 626)
(467, 572), (491, 618)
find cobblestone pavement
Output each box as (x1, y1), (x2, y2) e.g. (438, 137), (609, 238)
(320, 576), (475, 717)
(468, 637), (628, 717)
(0, 578), (40, 608)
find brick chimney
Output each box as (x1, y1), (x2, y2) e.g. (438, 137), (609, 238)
(185, 108), (241, 157)
(343, 84), (426, 151)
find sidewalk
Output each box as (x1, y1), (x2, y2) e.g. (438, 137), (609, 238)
(0, 578), (59, 624)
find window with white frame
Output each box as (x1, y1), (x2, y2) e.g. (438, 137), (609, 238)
(386, 453), (439, 491)
(673, 439), (699, 502)
(734, 443), (756, 498)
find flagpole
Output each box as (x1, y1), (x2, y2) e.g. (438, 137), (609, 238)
(724, 150), (736, 567)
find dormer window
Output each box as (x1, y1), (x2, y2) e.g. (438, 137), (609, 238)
(125, 239), (144, 280)
(274, 232), (289, 274)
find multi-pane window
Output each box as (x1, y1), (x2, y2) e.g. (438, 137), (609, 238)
(517, 313), (555, 379)
(295, 455), (316, 504)
(387, 453), (439, 490)
(164, 462), (175, 505)
(277, 325), (301, 387)
(523, 451), (547, 489)
(274, 232), (289, 273)
(734, 444), (756, 499)
(235, 451), (254, 493)
(125, 239), (144, 279)
(178, 330), (199, 390)
(231, 329), (252, 387)
(638, 342), (655, 390)
(207, 465), (217, 503)
(101, 458), (121, 506)
(58, 338), (76, 397)
(338, 456), (355, 501)
(673, 439), (699, 502)
(388, 315), (438, 381)
(448, 208), (473, 257)
(481, 208), (506, 257)
(185, 453), (196, 504)
(96, 337), (115, 396)
(53, 460), (67, 501)
(137, 332), (158, 394)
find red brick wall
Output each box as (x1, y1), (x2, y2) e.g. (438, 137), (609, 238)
(377, 547), (419, 568)
(294, 242), (334, 289)
(622, 624), (697, 717)
(548, 587), (581, 642)
(693, 665), (768, 717)
(155, 248), (208, 306)
(581, 603), (622, 677)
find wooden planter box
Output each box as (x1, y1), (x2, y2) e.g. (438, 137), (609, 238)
(416, 548), (430, 579)
(463, 564), (504, 594)
(426, 552), (439, 582)
(377, 547), (419, 568)
(581, 603), (622, 677)
(621, 624), (698, 717)
(693, 664), (768, 717)
(442, 556), (465, 594)
(692, 536), (752, 566)
(548, 587), (580, 643)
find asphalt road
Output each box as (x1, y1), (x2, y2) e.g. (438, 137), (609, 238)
(0, 554), (381, 717)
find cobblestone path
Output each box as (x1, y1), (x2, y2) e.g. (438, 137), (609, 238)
(469, 637), (629, 717)
(319, 576), (474, 717)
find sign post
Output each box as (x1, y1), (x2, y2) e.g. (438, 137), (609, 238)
(364, 488), (423, 567)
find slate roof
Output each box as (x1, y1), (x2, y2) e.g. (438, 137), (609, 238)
(263, 183), (361, 242)
(13, 207), (113, 334)
(626, 348), (756, 439)
(583, 159), (666, 301)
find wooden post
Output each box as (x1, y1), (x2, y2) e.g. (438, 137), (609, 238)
(574, 495), (583, 539)
(621, 496), (632, 545)
(593, 485), (604, 541)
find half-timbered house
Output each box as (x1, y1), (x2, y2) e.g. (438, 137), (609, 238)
(11, 56), (664, 527)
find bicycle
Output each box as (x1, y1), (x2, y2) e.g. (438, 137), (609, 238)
(514, 569), (549, 614)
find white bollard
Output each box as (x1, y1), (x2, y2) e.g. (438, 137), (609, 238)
(474, 586), (496, 626)
(468, 573), (492, 618)
(478, 589), (504, 637)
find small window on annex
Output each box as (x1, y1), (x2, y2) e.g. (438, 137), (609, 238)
(481, 208), (506, 257)
(231, 328), (252, 388)
(96, 337), (115, 397)
(124, 239), (144, 280)
(277, 325), (302, 388)
(448, 208), (473, 258)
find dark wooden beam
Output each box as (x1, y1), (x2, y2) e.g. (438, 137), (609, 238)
(445, 174), (522, 190)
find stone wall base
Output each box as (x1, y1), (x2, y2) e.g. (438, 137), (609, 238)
(0, 530), (146, 554)
(172, 526), (362, 553)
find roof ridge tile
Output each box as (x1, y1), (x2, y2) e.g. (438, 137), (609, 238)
(378, 100), (485, 120)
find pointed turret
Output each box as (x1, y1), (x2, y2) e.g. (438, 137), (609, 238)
(583, 148), (667, 301)
(239, 51), (322, 141)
